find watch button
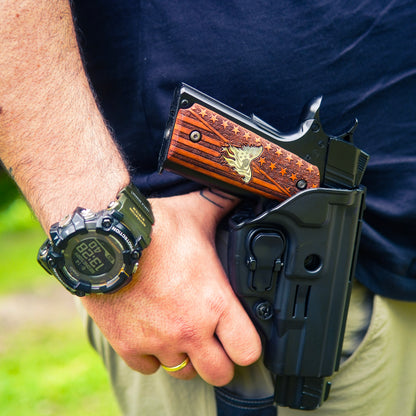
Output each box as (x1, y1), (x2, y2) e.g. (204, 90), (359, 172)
(80, 208), (95, 220)
(101, 217), (113, 229)
(46, 256), (58, 270)
(107, 200), (120, 210)
(59, 214), (72, 228)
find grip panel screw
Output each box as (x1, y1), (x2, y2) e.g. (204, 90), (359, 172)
(189, 130), (202, 142)
(296, 179), (308, 190)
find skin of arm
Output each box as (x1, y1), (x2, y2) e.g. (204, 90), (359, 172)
(0, 0), (261, 386)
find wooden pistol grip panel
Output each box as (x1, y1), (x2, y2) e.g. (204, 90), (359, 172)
(164, 103), (320, 201)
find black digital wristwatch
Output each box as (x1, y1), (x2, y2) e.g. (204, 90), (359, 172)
(37, 184), (154, 296)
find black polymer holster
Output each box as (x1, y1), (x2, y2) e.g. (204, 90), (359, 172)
(159, 84), (370, 410)
(224, 186), (366, 410)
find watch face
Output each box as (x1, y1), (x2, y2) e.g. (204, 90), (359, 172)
(62, 231), (127, 288)
(72, 238), (116, 276)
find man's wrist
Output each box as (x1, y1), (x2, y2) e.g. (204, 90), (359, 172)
(38, 182), (154, 296)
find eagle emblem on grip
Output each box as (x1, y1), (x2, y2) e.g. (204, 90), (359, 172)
(222, 145), (263, 183)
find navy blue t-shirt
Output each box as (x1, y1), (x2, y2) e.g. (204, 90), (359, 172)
(71, 1), (416, 301)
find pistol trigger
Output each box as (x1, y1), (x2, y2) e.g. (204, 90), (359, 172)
(338, 118), (358, 143)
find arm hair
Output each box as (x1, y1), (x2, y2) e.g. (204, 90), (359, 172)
(0, 0), (130, 231)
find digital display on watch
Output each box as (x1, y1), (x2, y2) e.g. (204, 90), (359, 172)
(72, 237), (116, 276)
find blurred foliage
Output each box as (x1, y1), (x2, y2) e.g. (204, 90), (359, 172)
(0, 166), (47, 294)
(0, 167), (39, 233)
(0, 197), (39, 233)
(0, 167), (19, 208)
(0, 166), (120, 415)
(0, 320), (120, 416)
(0, 227), (48, 295)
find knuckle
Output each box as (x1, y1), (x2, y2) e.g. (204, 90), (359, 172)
(175, 321), (201, 345)
(116, 340), (159, 374)
(205, 289), (228, 319)
(115, 338), (138, 360)
(234, 335), (263, 367)
(209, 367), (235, 387)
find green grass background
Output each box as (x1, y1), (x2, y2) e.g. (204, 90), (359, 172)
(0, 171), (120, 415)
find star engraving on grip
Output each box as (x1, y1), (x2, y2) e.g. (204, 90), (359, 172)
(222, 145), (263, 183)
(189, 103), (320, 195)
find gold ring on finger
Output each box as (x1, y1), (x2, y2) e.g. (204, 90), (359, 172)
(161, 356), (190, 373)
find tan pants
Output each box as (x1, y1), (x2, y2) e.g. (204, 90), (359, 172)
(81, 281), (416, 416)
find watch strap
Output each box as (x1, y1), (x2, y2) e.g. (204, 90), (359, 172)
(114, 184), (154, 248)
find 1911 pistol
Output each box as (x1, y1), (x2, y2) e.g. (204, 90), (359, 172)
(159, 83), (368, 201)
(158, 84), (369, 410)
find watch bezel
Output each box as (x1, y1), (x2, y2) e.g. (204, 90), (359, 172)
(44, 214), (139, 296)
(61, 230), (129, 290)
(38, 184), (153, 297)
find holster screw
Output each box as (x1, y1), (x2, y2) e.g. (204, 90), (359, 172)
(255, 301), (273, 320)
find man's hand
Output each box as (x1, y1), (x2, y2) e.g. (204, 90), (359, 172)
(81, 189), (262, 386)
(0, 1), (261, 387)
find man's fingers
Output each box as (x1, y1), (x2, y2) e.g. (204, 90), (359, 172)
(215, 295), (263, 367)
(188, 337), (235, 386)
(82, 190), (257, 386)
(120, 352), (160, 375)
(158, 354), (196, 380)
(202, 251), (263, 369)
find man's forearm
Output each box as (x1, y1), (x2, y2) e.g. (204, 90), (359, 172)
(0, 2), (264, 388)
(0, 0), (129, 231)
